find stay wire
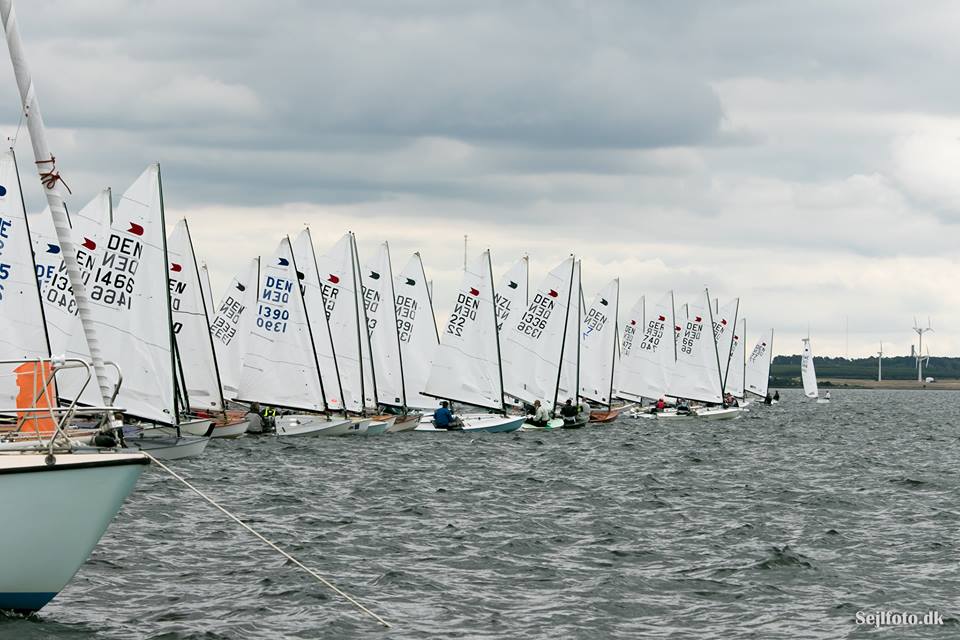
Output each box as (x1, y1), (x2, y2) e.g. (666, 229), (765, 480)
(142, 451), (392, 629)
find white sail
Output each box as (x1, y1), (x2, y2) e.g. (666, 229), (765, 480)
(59, 165), (177, 424)
(236, 238), (325, 411)
(801, 338), (818, 398)
(423, 250), (503, 411)
(0, 151), (51, 407)
(501, 256), (576, 410)
(745, 329), (774, 398)
(619, 296), (645, 360)
(556, 260), (581, 403)
(713, 298), (739, 392)
(394, 252), (439, 409)
(316, 233), (365, 413)
(362, 242), (405, 406)
(726, 318), (746, 399)
(31, 189), (110, 357)
(291, 229), (342, 411)
(199, 263), (215, 322)
(580, 278), (619, 405)
(351, 233), (378, 410)
(495, 255), (528, 332)
(209, 258), (258, 400)
(666, 290), (723, 404)
(167, 219), (223, 412)
(615, 291), (674, 402)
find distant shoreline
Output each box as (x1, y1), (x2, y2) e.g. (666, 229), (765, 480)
(773, 378), (960, 390)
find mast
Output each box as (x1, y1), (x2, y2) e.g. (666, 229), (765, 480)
(307, 228), (345, 415)
(384, 242), (407, 409)
(573, 267), (582, 406)
(607, 278), (619, 411)
(157, 164), (181, 426)
(185, 218), (226, 413)
(669, 291), (677, 362)
(348, 232), (367, 413)
(351, 232), (378, 411)
(524, 254), (530, 307)
(287, 234), (327, 412)
(1, 1), (115, 414)
(552, 256), (576, 411)
(705, 288), (723, 401)
(417, 252), (440, 343)
(720, 298), (740, 394)
(486, 250), (506, 415)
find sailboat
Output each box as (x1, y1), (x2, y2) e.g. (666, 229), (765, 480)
(236, 237), (352, 436)
(745, 329), (775, 401)
(725, 318), (748, 405)
(54, 165), (210, 459)
(801, 337), (828, 403)
(361, 241), (421, 432)
(418, 250), (525, 433)
(392, 251), (440, 424)
(581, 278), (631, 423)
(208, 258), (258, 403)
(501, 256), (577, 429)
(656, 289), (740, 421)
(0, 0), (149, 613)
(167, 219), (247, 437)
(614, 291), (675, 406)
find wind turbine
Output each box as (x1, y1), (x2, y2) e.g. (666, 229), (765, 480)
(877, 341), (883, 382)
(913, 317), (933, 383)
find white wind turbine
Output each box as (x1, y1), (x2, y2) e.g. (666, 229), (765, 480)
(877, 341), (883, 382)
(913, 317), (933, 383)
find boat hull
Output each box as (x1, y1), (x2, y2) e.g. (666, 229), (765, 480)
(386, 413), (422, 433)
(176, 418), (215, 437)
(414, 415), (525, 433)
(0, 452), (148, 613)
(125, 433), (210, 460)
(209, 419), (248, 438)
(275, 415), (353, 437)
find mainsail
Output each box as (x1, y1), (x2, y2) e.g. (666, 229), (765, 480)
(495, 255), (529, 332)
(291, 229), (342, 411)
(713, 298), (739, 392)
(423, 250), (503, 411)
(60, 165), (178, 424)
(167, 219), (223, 412)
(394, 252), (439, 409)
(666, 290), (723, 404)
(615, 291), (675, 402)
(236, 238), (325, 411)
(209, 258), (258, 400)
(362, 242), (405, 407)
(726, 318), (746, 399)
(745, 329), (774, 398)
(801, 337), (818, 398)
(580, 278), (619, 406)
(557, 260), (582, 403)
(0, 151), (51, 407)
(501, 256), (576, 410)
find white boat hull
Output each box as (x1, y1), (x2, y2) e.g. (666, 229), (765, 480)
(125, 433), (210, 460)
(639, 406), (741, 421)
(275, 415), (353, 437)
(386, 413), (422, 433)
(176, 418), (214, 437)
(345, 416), (394, 436)
(414, 414), (525, 433)
(0, 452), (148, 612)
(209, 420), (248, 438)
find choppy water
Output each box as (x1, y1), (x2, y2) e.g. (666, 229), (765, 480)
(3, 389), (959, 639)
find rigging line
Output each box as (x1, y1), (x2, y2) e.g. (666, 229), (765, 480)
(141, 451), (392, 629)
(7, 104), (22, 146)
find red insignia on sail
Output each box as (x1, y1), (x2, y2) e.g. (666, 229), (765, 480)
(658, 315), (666, 322)
(127, 222), (144, 236)
(469, 287), (480, 296)
(548, 289), (559, 298)
(328, 274), (340, 284)
(721, 319), (728, 325)
(170, 263), (182, 272)
(81, 237), (96, 251)
(630, 319), (637, 325)
(694, 316), (702, 323)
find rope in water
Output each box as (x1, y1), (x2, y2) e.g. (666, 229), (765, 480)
(142, 452), (392, 628)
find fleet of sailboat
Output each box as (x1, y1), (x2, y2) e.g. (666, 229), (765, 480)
(0, 0), (799, 618)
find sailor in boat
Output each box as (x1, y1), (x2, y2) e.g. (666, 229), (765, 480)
(773, 391), (780, 402)
(676, 399), (692, 415)
(824, 390), (831, 401)
(651, 398), (666, 414)
(723, 393), (739, 408)
(245, 402), (272, 435)
(433, 401), (463, 430)
(526, 400), (551, 428)
(559, 398), (579, 425)
(764, 392), (773, 405)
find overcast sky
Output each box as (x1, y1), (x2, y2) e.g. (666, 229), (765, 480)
(2, 1), (959, 358)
